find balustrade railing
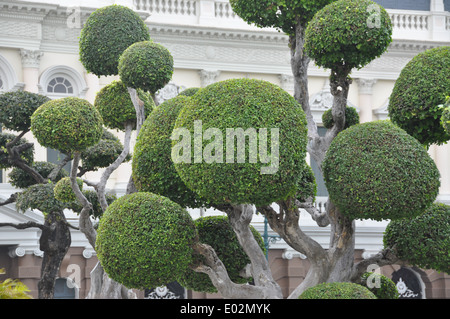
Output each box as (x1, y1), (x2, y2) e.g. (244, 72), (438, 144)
(134, 0), (450, 42)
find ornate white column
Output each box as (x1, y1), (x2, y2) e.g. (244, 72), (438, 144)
(356, 78), (377, 123)
(430, 0), (448, 41)
(198, 69), (221, 87)
(20, 49), (43, 93)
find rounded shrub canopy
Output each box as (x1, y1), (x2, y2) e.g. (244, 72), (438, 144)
(0, 90), (50, 132)
(69, 190), (116, 219)
(322, 106), (359, 130)
(16, 183), (66, 214)
(31, 97), (103, 153)
(299, 282), (377, 299)
(118, 41), (174, 94)
(323, 120), (440, 221)
(178, 216), (265, 293)
(54, 177), (83, 203)
(173, 78), (308, 207)
(79, 5), (150, 76)
(94, 80), (154, 131)
(230, 0), (336, 35)
(178, 87), (201, 97)
(389, 47), (450, 147)
(9, 161), (67, 189)
(384, 203), (450, 274)
(132, 95), (208, 208)
(95, 192), (197, 289)
(359, 272), (399, 299)
(0, 133), (34, 170)
(305, 0), (392, 74)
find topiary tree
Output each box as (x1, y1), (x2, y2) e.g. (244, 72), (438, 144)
(79, 4), (150, 77)
(31, 97), (103, 154)
(173, 78), (308, 207)
(179, 87), (201, 97)
(226, 0), (447, 299)
(178, 216), (266, 293)
(388, 46), (450, 148)
(322, 120), (440, 221)
(0, 89), (75, 299)
(132, 95), (208, 208)
(359, 272), (399, 299)
(0, 90), (50, 132)
(94, 80), (154, 131)
(75, 4), (176, 299)
(118, 41), (174, 95)
(298, 282), (377, 299)
(384, 203), (450, 274)
(95, 192), (197, 289)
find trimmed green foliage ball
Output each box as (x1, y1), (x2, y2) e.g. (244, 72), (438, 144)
(31, 97), (103, 153)
(178, 216), (265, 293)
(0, 133), (34, 170)
(230, 0), (336, 35)
(54, 177), (83, 203)
(359, 272), (399, 299)
(79, 5), (150, 76)
(16, 183), (66, 214)
(305, 0), (392, 73)
(9, 161), (67, 189)
(384, 203), (450, 274)
(296, 162), (317, 203)
(95, 192), (197, 289)
(173, 78), (308, 206)
(299, 282), (377, 299)
(118, 41), (174, 94)
(132, 95), (207, 208)
(323, 121), (440, 221)
(94, 81), (154, 131)
(179, 87), (201, 97)
(80, 128), (130, 173)
(389, 47), (450, 147)
(322, 106), (359, 130)
(0, 90), (50, 132)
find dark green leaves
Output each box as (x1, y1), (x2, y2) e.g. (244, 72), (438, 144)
(30, 97), (103, 153)
(384, 203), (450, 274)
(118, 41), (174, 94)
(323, 120), (440, 221)
(305, 0), (392, 74)
(79, 5), (150, 77)
(388, 46), (450, 147)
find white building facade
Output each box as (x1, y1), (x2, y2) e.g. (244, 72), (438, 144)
(0, 0), (449, 299)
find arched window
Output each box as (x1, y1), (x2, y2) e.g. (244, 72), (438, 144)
(39, 65), (87, 99)
(0, 53), (21, 93)
(47, 76), (74, 95)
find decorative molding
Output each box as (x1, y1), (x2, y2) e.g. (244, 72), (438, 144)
(38, 65), (88, 99)
(155, 81), (186, 105)
(356, 78), (377, 95)
(282, 249), (307, 260)
(82, 248), (95, 259)
(20, 49), (43, 68)
(8, 246), (26, 258)
(198, 69), (221, 87)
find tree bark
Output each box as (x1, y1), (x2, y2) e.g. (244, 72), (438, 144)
(37, 210), (72, 299)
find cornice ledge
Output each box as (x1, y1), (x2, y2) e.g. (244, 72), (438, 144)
(148, 23), (289, 44)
